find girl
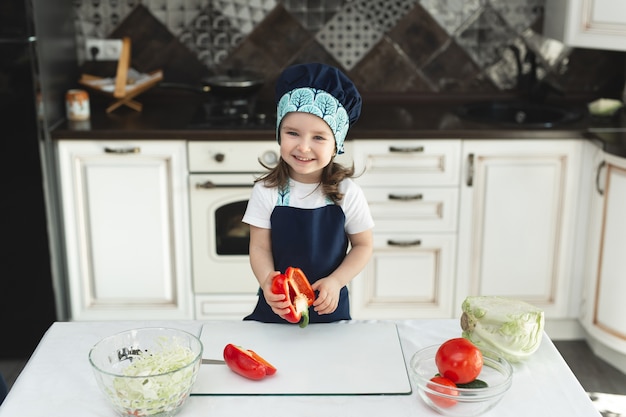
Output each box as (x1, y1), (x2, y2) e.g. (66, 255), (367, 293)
(242, 63), (374, 324)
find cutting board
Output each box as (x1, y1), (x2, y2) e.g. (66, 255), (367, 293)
(191, 321), (412, 395)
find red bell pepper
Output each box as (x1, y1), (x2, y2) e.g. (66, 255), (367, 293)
(223, 343), (277, 380)
(271, 266), (316, 328)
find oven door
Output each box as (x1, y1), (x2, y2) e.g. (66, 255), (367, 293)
(189, 173), (260, 294)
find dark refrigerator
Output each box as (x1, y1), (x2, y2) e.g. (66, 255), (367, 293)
(0, 0), (77, 357)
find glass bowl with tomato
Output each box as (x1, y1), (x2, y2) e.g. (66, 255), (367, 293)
(409, 338), (513, 417)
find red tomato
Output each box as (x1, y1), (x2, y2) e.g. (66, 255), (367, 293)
(426, 376), (458, 408)
(435, 338), (483, 384)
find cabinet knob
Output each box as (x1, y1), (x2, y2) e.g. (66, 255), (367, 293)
(214, 153), (225, 162)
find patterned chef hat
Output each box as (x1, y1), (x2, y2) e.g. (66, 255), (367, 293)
(275, 63), (362, 155)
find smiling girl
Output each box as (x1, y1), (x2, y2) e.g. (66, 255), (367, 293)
(242, 63), (374, 324)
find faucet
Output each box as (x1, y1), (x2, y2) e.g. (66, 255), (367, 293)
(507, 45), (562, 102)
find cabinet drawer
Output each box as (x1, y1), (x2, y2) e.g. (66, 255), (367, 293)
(363, 187), (458, 232)
(350, 233), (457, 319)
(354, 140), (461, 186)
(194, 294), (258, 320)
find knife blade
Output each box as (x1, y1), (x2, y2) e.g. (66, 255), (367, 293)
(201, 358), (226, 365)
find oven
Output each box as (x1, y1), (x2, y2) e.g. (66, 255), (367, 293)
(188, 141), (279, 319)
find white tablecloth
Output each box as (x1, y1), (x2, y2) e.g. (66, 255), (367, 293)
(0, 319), (600, 417)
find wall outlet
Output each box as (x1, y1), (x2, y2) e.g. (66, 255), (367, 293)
(85, 38), (123, 61)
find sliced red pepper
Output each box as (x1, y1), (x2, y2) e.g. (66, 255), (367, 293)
(223, 343), (277, 380)
(271, 266), (316, 328)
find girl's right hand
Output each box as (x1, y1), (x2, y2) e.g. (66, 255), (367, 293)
(261, 271), (292, 319)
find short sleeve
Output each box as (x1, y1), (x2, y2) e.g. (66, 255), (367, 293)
(242, 182), (276, 229)
(339, 179), (375, 235)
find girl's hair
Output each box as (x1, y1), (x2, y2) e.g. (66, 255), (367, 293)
(255, 158), (355, 204)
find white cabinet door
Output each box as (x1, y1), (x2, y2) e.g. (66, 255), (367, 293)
(57, 140), (193, 320)
(456, 140), (583, 320)
(544, 0), (626, 51)
(581, 150), (626, 372)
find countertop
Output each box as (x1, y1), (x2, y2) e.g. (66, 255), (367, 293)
(51, 89), (626, 157)
(0, 319), (601, 417)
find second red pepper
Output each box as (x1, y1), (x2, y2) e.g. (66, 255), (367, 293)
(271, 266), (316, 328)
(223, 343), (277, 380)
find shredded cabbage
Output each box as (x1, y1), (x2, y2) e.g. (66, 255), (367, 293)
(109, 341), (198, 416)
(460, 296), (545, 363)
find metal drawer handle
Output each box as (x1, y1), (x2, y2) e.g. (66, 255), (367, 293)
(596, 160), (606, 196)
(195, 181), (251, 189)
(389, 194), (423, 201)
(104, 146), (140, 154)
(387, 239), (421, 247)
(389, 146), (424, 153)
(466, 153), (474, 187)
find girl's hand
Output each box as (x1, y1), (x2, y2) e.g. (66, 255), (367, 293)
(261, 271), (293, 319)
(311, 277), (341, 315)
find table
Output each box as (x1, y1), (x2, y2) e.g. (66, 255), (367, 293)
(0, 319), (601, 417)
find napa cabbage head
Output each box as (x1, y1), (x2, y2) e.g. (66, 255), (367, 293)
(460, 296), (545, 362)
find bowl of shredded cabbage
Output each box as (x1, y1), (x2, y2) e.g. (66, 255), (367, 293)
(89, 327), (203, 417)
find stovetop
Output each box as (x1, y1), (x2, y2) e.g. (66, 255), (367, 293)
(186, 101), (276, 130)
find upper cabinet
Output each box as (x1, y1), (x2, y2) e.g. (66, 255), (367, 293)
(57, 140), (193, 321)
(544, 0), (626, 51)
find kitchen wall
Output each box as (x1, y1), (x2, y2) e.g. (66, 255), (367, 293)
(73, 0), (625, 102)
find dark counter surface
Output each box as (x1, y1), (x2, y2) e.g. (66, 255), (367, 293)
(51, 89), (626, 157)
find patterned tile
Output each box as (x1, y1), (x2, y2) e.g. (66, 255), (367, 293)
(488, 0), (544, 33)
(178, 4), (243, 68)
(280, 0), (347, 33)
(419, 0), (482, 36)
(71, 0), (616, 96)
(352, 0), (419, 32)
(245, 5), (314, 68)
(73, 0), (139, 61)
(315, 2), (384, 70)
(212, 0), (277, 36)
(387, 3), (450, 69)
(421, 40), (493, 92)
(349, 37), (430, 92)
(454, 4), (517, 68)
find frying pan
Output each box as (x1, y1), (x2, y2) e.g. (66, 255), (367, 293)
(160, 69), (265, 101)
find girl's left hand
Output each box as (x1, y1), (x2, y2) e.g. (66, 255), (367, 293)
(311, 277), (341, 315)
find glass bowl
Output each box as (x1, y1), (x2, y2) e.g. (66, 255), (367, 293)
(89, 327), (203, 417)
(409, 344), (513, 417)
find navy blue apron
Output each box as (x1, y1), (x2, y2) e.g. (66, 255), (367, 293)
(244, 188), (350, 323)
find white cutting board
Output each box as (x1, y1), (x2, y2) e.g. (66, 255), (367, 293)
(191, 321), (412, 395)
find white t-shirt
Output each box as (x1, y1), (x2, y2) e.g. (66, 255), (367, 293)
(242, 178), (374, 235)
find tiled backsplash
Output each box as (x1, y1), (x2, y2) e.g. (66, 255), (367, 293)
(74, 0), (625, 101)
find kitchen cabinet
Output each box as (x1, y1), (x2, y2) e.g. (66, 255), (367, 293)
(455, 140), (585, 336)
(57, 140), (193, 320)
(350, 140), (461, 319)
(544, 0), (626, 51)
(580, 145), (626, 373)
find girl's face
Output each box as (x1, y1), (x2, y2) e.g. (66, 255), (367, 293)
(278, 112), (336, 183)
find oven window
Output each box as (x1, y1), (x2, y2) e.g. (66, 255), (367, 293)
(215, 201), (250, 255)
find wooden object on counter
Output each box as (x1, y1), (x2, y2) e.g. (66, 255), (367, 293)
(78, 37), (163, 113)
(113, 37), (131, 99)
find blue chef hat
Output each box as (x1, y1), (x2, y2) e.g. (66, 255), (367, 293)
(275, 63), (362, 155)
